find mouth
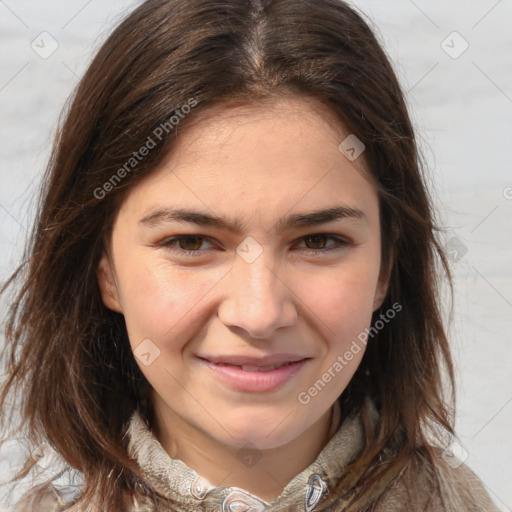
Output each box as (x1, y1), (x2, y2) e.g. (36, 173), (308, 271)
(196, 355), (311, 393)
(209, 360), (299, 372)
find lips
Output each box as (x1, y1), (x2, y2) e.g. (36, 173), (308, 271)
(199, 354), (308, 368)
(196, 354), (310, 392)
(213, 360), (296, 372)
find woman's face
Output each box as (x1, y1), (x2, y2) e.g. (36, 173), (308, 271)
(98, 96), (387, 450)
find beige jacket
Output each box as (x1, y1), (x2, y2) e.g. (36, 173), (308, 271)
(12, 399), (501, 511)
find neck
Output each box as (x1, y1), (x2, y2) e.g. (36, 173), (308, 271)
(151, 400), (341, 502)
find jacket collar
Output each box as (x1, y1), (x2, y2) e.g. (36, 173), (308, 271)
(126, 398), (378, 511)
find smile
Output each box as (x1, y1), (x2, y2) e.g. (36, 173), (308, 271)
(197, 357), (310, 393)
(216, 361), (294, 372)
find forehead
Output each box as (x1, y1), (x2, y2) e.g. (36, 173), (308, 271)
(117, 95), (378, 227)
(172, 95), (358, 166)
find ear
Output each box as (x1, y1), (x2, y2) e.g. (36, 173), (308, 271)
(372, 257), (392, 311)
(372, 274), (388, 311)
(373, 224), (397, 311)
(97, 252), (123, 313)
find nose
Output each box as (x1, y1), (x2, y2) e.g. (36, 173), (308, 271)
(217, 253), (298, 339)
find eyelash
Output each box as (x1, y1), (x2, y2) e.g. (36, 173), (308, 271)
(159, 234), (350, 257)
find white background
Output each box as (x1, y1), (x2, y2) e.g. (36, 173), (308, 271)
(0, 1), (511, 510)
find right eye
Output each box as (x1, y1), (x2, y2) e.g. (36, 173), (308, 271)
(160, 235), (216, 256)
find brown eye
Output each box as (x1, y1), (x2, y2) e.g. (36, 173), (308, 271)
(160, 235), (214, 255)
(176, 236), (204, 251)
(297, 234), (349, 255)
(304, 234), (329, 249)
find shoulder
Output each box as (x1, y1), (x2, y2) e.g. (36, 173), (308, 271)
(11, 483), (155, 512)
(11, 474), (83, 512)
(12, 482), (65, 512)
(433, 449), (500, 512)
(375, 447), (500, 512)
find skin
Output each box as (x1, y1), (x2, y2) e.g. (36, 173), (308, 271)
(97, 95), (388, 501)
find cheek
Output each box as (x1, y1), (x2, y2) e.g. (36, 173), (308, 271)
(118, 260), (213, 348)
(295, 262), (379, 338)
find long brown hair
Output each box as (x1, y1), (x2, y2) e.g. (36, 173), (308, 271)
(1, 0), (455, 510)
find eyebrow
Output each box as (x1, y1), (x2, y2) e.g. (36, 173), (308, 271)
(139, 205), (366, 233)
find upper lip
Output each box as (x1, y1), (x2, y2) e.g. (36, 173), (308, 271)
(199, 354), (310, 367)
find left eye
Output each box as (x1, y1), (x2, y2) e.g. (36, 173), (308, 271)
(295, 234), (348, 254)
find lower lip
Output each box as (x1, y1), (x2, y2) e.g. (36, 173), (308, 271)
(198, 358), (309, 393)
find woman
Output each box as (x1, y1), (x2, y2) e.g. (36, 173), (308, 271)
(0, 0), (499, 510)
